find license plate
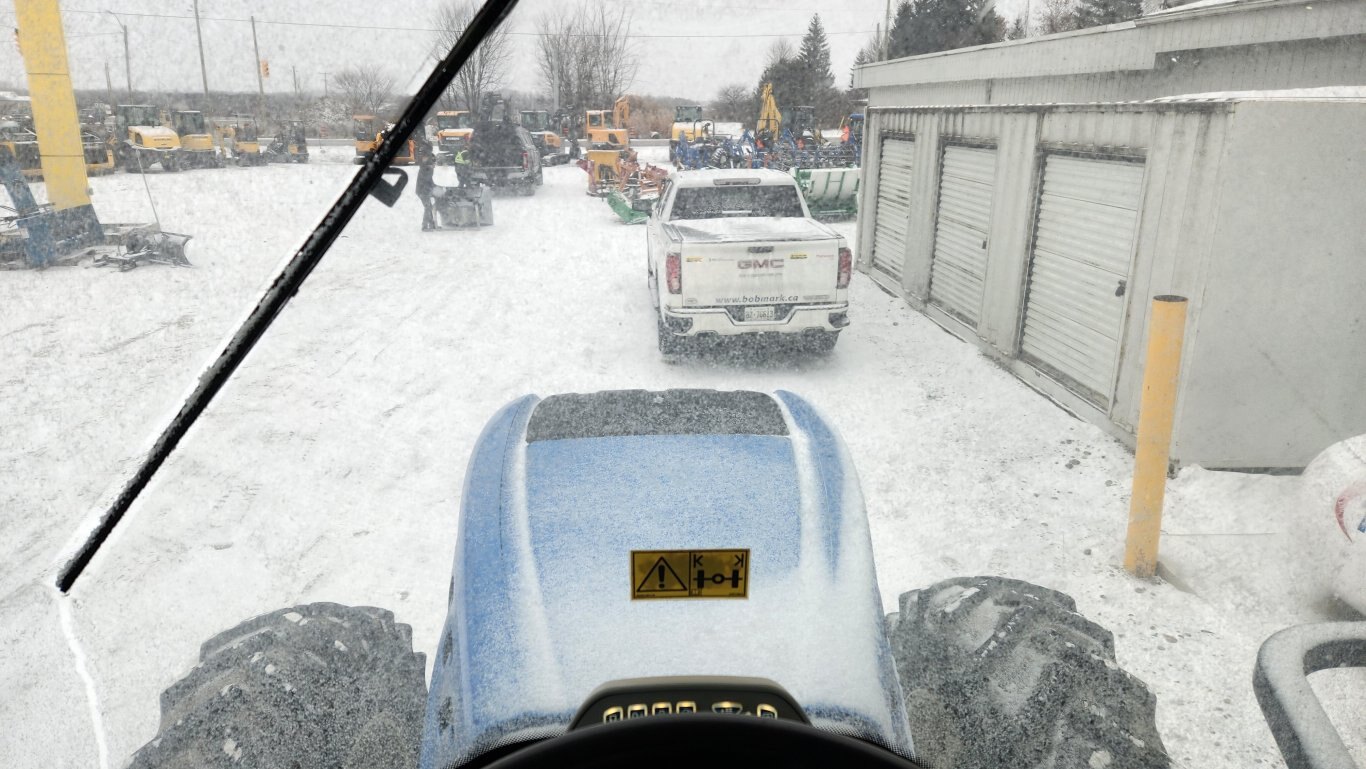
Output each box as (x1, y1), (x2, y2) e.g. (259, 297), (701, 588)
(743, 306), (776, 322)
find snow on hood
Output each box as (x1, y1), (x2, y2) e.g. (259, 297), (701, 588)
(419, 391), (913, 768)
(133, 126), (179, 139)
(666, 217), (837, 243)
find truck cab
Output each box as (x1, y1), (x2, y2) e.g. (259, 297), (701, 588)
(646, 169), (852, 354)
(112, 104), (180, 171)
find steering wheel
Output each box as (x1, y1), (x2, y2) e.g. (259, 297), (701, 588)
(481, 714), (922, 769)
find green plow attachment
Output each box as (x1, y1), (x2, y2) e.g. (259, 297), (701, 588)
(606, 189), (654, 225)
(793, 166), (860, 220)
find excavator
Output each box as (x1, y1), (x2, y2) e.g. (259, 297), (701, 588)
(110, 104), (181, 172)
(266, 119), (309, 163)
(168, 109), (223, 169)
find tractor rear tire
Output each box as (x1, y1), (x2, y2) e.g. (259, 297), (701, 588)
(887, 577), (1169, 769)
(126, 603), (427, 769)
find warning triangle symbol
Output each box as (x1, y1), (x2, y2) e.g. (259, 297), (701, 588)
(636, 556), (689, 593)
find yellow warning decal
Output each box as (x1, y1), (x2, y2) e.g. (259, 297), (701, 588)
(631, 549), (749, 600)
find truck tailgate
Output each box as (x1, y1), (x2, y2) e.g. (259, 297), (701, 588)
(666, 218), (842, 308)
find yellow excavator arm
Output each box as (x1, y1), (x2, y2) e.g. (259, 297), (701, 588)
(613, 96), (630, 133)
(757, 82), (781, 139)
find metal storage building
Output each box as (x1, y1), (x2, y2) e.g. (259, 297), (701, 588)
(853, 48), (1366, 468)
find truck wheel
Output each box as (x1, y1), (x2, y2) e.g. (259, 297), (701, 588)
(802, 331), (839, 354)
(126, 603), (427, 769)
(657, 318), (685, 358)
(887, 577), (1169, 769)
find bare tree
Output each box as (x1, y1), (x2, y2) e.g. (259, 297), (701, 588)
(709, 83), (753, 123)
(1036, 0), (1082, 35)
(333, 66), (395, 116)
(536, 2), (639, 114)
(765, 39), (797, 68)
(432, 0), (513, 118)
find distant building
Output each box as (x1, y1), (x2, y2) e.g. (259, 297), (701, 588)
(852, 0), (1366, 469)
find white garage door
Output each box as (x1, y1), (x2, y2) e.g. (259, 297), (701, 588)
(870, 138), (916, 283)
(929, 145), (996, 328)
(1020, 154), (1145, 406)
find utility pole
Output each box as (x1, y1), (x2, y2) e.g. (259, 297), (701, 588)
(292, 65), (299, 96)
(193, 0), (209, 96)
(884, 0), (891, 58)
(104, 60), (113, 106)
(321, 71), (330, 98)
(250, 15), (264, 114)
(106, 11), (131, 96)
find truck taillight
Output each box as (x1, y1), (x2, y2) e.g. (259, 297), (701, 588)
(666, 252), (682, 294)
(522, 151), (529, 170)
(837, 247), (852, 289)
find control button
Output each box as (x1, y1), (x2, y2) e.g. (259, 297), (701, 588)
(711, 701), (744, 715)
(603, 706), (623, 723)
(756, 704), (778, 719)
(626, 704), (648, 719)
(651, 702), (672, 715)
(675, 701), (697, 714)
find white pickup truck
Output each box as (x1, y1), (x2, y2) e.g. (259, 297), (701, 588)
(646, 168), (852, 355)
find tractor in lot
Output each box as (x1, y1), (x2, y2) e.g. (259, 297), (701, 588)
(520, 109), (567, 165)
(110, 104), (180, 172)
(167, 110), (223, 169)
(124, 388), (1178, 769)
(216, 114), (266, 166)
(265, 119), (309, 163)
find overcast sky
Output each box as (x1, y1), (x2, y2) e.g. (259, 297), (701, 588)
(1, 0), (1026, 102)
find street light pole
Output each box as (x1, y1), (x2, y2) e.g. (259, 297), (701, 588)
(105, 11), (131, 97)
(193, 0), (209, 96)
(250, 15), (264, 114)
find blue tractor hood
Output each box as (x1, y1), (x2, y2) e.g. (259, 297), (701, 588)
(420, 390), (913, 768)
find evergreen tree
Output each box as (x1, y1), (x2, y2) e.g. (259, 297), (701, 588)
(797, 14), (835, 104)
(1073, 0), (1143, 27)
(889, 0), (1005, 58)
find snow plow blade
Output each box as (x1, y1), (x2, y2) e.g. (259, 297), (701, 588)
(794, 167), (859, 220)
(606, 190), (652, 225)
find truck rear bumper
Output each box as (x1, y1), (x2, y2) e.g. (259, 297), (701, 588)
(662, 303), (849, 337)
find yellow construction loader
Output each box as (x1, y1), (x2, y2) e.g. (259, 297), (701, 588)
(216, 114), (266, 166)
(584, 96), (630, 150)
(168, 110), (222, 169)
(110, 104), (180, 172)
(434, 110), (473, 159)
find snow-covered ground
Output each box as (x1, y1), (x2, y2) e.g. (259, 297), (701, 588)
(2, 145), (1361, 768)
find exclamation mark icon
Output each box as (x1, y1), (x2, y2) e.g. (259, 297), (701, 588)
(657, 564), (666, 589)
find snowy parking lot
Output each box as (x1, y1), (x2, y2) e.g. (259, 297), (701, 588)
(2, 146), (1360, 768)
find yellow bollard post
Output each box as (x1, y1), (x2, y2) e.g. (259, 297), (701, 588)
(1124, 295), (1189, 578)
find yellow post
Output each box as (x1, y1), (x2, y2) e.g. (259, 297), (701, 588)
(1124, 295), (1189, 578)
(15, 0), (91, 210)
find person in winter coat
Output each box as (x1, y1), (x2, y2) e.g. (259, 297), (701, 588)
(415, 135), (437, 231)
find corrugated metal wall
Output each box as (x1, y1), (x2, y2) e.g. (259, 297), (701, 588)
(857, 0), (1366, 94)
(858, 103), (1234, 455)
(865, 36), (1366, 107)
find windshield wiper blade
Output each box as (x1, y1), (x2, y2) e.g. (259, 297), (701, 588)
(56, 0), (521, 593)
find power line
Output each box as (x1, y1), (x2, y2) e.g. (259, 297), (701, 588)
(58, 7), (875, 38)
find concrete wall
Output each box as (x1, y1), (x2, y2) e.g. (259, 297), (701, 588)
(1172, 100), (1366, 466)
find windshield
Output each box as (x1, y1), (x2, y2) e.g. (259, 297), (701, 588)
(437, 112), (472, 130)
(120, 105), (159, 127)
(5, 2), (1364, 769)
(174, 112), (205, 134)
(671, 184), (806, 219)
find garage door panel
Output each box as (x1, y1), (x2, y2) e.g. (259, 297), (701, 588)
(872, 138), (915, 282)
(1041, 156), (1145, 209)
(1020, 154), (1144, 407)
(929, 145), (996, 328)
